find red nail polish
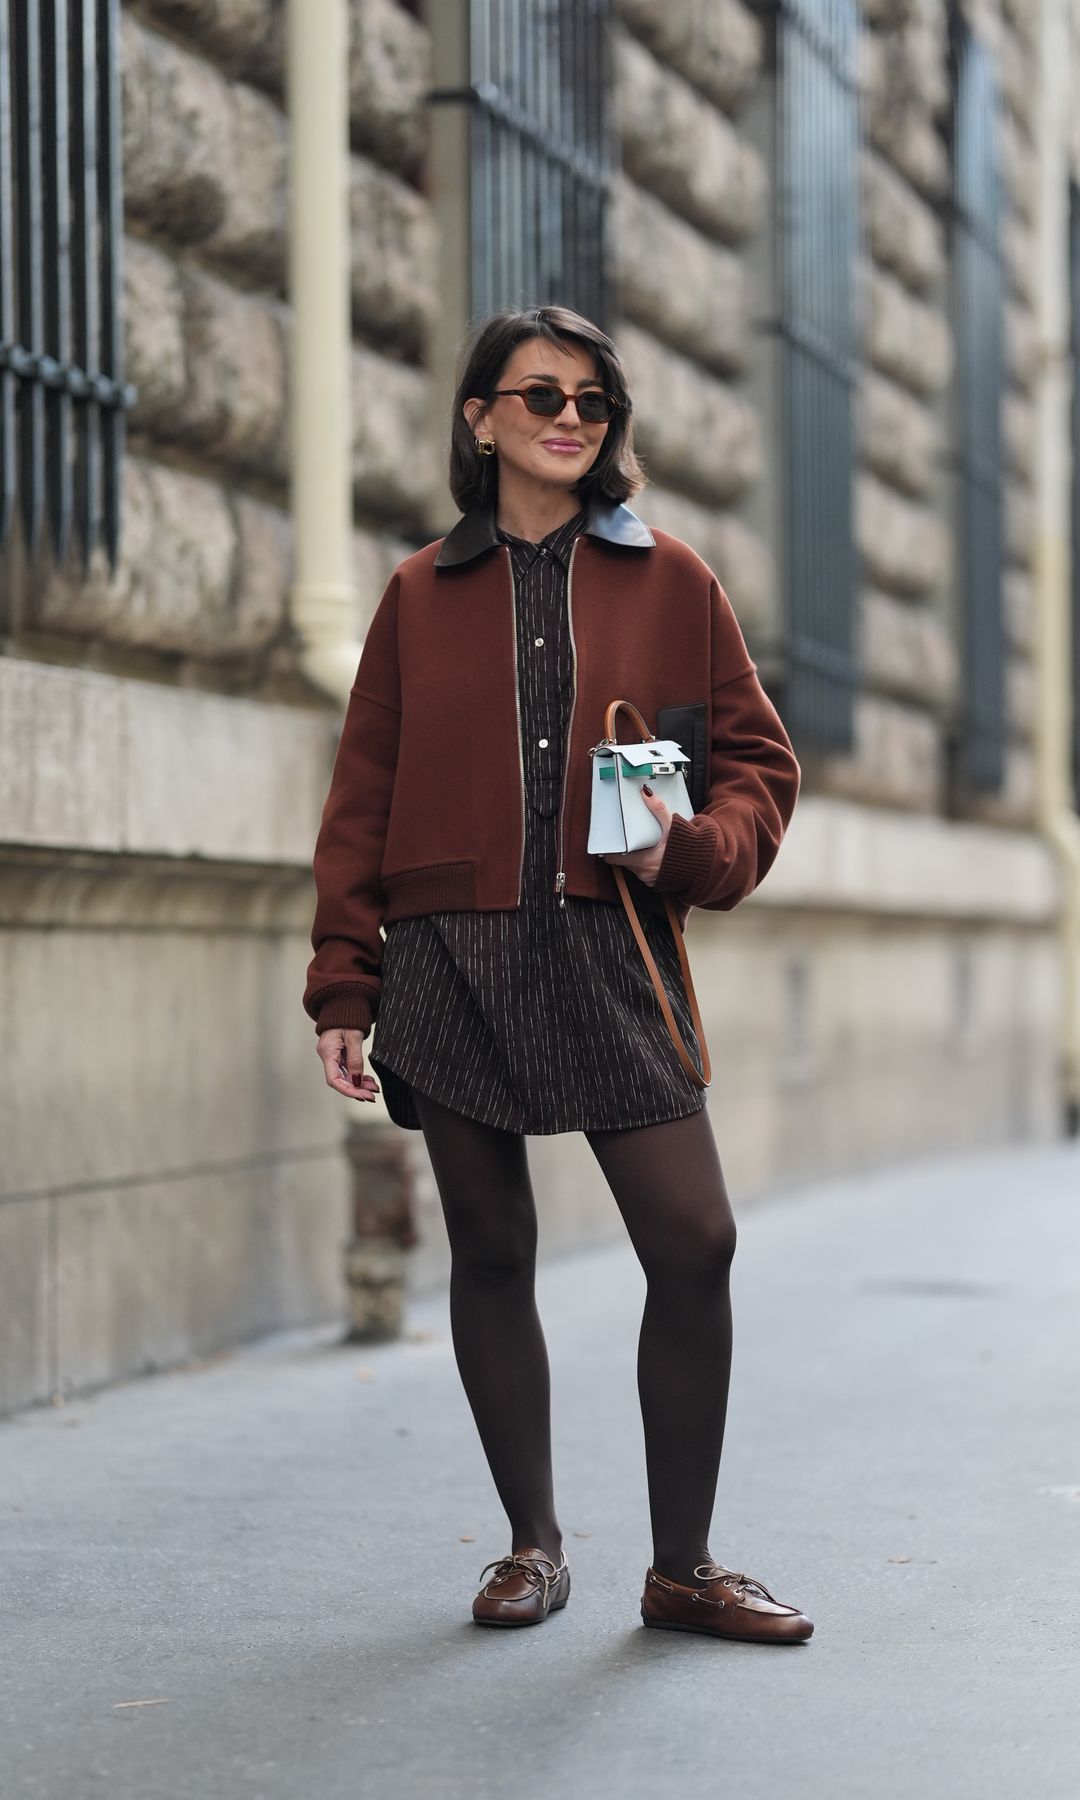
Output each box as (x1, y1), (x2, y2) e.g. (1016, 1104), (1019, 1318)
(642, 783), (653, 796)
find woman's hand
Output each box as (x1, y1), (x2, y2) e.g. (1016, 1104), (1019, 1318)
(600, 784), (673, 888)
(317, 1026), (381, 1103)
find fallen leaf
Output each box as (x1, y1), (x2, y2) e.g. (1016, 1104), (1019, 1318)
(888, 1556), (912, 1564)
(113, 1699), (170, 1710)
(460, 1535), (476, 1543)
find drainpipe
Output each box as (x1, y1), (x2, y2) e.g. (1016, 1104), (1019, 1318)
(1033, 0), (1080, 1134)
(286, 0), (361, 704)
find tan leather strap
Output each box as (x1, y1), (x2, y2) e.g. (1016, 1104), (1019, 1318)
(603, 699), (712, 1090)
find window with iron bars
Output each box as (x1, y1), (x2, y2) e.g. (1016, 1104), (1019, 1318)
(946, 15), (1005, 794)
(0, 0), (133, 579)
(430, 0), (613, 327)
(770, 0), (860, 756)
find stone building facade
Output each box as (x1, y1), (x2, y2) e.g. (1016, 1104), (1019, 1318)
(1, 0), (1074, 1410)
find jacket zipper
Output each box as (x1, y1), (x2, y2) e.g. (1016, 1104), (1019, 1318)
(554, 537), (580, 908)
(506, 547), (527, 906)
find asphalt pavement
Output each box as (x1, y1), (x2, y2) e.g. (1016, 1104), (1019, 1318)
(2, 1137), (1079, 1800)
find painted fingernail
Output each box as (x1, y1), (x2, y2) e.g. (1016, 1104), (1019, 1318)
(642, 783), (653, 796)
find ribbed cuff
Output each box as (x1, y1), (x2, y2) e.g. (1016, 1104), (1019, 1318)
(313, 987), (375, 1037)
(651, 811), (719, 903)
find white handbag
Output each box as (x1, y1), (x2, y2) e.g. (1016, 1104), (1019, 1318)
(587, 699), (712, 1089)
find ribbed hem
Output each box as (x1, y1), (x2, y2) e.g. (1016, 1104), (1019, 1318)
(651, 811), (718, 902)
(311, 985), (376, 1037)
(383, 859), (479, 921)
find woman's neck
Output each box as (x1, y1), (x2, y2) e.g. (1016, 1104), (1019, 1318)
(494, 477), (584, 544)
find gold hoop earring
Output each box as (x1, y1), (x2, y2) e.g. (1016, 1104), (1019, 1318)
(474, 436), (496, 457)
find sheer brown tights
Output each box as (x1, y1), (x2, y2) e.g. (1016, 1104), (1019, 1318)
(411, 1090), (737, 1587)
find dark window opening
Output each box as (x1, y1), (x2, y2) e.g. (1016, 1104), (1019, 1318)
(769, 0), (860, 756)
(946, 14), (1005, 793)
(0, 0), (133, 576)
(431, 0), (614, 328)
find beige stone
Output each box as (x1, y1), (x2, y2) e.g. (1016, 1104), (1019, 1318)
(856, 471), (951, 598)
(1006, 653), (1036, 740)
(611, 176), (751, 376)
(614, 27), (764, 244)
(618, 321), (761, 505)
(1001, 106), (1038, 227)
(1003, 391), (1035, 483)
(811, 691), (945, 812)
(1004, 480), (1035, 566)
(966, 741), (1038, 829)
(348, 0), (430, 179)
(180, 267), (288, 476)
(862, 150), (945, 294)
(1004, 567), (1034, 654)
(861, 34), (950, 201)
(1003, 213), (1038, 309)
(859, 589), (958, 705)
(858, 368), (941, 498)
(997, 20), (1037, 138)
(231, 496), (292, 651)
(866, 265), (952, 396)
(758, 793), (1059, 923)
(122, 14), (288, 281)
(1005, 295), (1037, 389)
(350, 155), (438, 356)
(141, 0), (285, 91)
(631, 485), (775, 638)
(614, 0), (762, 116)
(123, 237), (189, 430)
(351, 344), (436, 519)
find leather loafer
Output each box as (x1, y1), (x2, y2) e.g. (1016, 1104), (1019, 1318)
(641, 1561), (813, 1644)
(472, 1547), (571, 1626)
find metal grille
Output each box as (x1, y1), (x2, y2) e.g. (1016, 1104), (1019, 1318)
(433, 0), (613, 326)
(0, 0), (133, 574)
(949, 16), (1005, 791)
(775, 0), (860, 753)
(1071, 182), (1080, 812)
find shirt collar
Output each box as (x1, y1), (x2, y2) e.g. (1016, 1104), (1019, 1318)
(496, 504), (587, 569)
(434, 494), (656, 568)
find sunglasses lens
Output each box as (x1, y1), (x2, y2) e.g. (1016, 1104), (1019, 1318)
(523, 386), (566, 416)
(578, 391), (613, 421)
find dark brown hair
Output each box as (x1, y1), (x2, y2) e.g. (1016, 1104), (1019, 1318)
(448, 305), (646, 513)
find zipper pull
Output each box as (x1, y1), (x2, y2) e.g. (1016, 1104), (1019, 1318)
(554, 870), (566, 908)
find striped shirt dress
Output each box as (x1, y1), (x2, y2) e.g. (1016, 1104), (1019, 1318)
(366, 504), (708, 1135)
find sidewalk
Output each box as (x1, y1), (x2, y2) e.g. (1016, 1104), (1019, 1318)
(3, 1139), (1079, 1800)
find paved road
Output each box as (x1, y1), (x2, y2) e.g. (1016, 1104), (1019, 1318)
(3, 1139), (1079, 1800)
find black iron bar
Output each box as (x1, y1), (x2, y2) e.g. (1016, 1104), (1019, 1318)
(14, 0), (46, 557)
(41, 0), (73, 564)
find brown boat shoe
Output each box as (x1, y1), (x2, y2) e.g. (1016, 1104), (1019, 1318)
(641, 1561), (814, 1644)
(472, 1547), (571, 1627)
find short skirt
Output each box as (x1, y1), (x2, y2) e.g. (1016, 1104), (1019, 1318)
(367, 800), (707, 1135)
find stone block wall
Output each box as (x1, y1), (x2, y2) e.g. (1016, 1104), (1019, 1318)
(13, 0), (438, 679)
(610, 0), (1042, 828)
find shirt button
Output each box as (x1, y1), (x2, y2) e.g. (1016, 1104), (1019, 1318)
(538, 737), (549, 748)
(534, 636), (544, 647)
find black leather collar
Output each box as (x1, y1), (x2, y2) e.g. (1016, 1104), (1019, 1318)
(434, 495), (656, 568)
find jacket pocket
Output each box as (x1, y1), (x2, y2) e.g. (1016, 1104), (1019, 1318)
(656, 702), (708, 813)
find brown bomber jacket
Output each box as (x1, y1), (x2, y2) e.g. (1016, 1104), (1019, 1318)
(303, 495), (801, 1038)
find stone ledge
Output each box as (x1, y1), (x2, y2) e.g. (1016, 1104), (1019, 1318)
(0, 658), (338, 864)
(752, 795), (1059, 924)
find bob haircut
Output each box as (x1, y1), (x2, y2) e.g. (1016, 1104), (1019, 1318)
(448, 304), (647, 514)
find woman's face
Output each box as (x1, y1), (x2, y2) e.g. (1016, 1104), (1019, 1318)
(465, 337), (610, 495)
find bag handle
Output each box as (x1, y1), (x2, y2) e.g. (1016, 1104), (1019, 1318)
(602, 699), (712, 1090)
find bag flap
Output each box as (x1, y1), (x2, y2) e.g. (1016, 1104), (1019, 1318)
(612, 740), (689, 766)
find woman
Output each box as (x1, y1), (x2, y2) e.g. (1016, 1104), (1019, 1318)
(303, 305), (812, 1645)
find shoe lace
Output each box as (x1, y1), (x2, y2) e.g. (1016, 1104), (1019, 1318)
(478, 1551), (563, 1600)
(693, 1562), (779, 1603)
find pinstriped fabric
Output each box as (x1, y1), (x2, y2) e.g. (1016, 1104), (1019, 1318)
(368, 506), (707, 1135)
